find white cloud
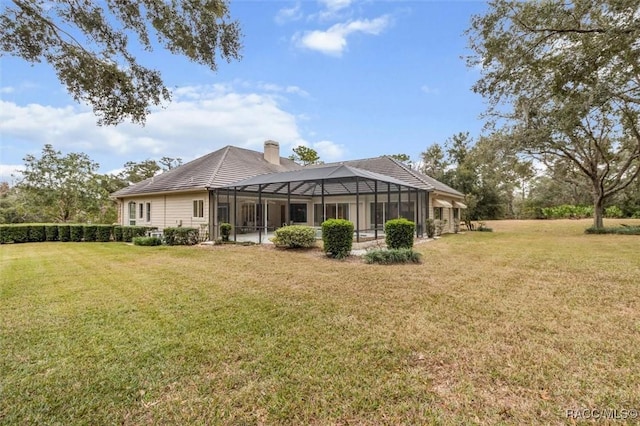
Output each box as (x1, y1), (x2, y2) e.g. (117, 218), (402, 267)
(275, 2), (303, 25)
(313, 140), (346, 161)
(0, 164), (24, 183)
(1, 86), (15, 94)
(317, 0), (353, 20)
(0, 83), (340, 172)
(294, 15), (391, 56)
(421, 85), (439, 95)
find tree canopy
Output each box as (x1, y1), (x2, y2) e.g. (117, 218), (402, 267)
(468, 0), (640, 227)
(289, 146), (322, 166)
(1, 0), (242, 125)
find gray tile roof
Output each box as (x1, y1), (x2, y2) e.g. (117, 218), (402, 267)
(111, 145), (301, 197)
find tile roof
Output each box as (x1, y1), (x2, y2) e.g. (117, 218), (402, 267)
(111, 145), (300, 197)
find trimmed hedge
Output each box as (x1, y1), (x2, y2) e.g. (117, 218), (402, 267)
(384, 218), (415, 249)
(121, 226), (153, 242)
(363, 248), (422, 265)
(28, 225), (45, 242)
(70, 225), (84, 242)
(45, 225), (58, 241)
(113, 226), (123, 242)
(58, 225), (71, 242)
(1, 225), (28, 243)
(272, 225), (316, 248)
(133, 236), (162, 246)
(96, 225), (113, 242)
(164, 227), (199, 246)
(322, 219), (354, 259)
(83, 225), (97, 242)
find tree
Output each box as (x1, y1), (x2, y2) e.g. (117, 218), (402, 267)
(289, 146), (322, 165)
(159, 156), (183, 171)
(16, 144), (102, 222)
(420, 144), (449, 183)
(468, 0), (640, 228)
(389, 153), (411, 164)
(1, 1), (242, 125)
(118, 159), (160, 184)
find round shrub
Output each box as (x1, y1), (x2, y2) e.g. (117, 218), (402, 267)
(58, 225), (71, 242)
(83, 225), (97, 242)
(385, 218), (415, 249)
(70, 224), (84, 242)
(220, 223), (232, 242)
(272, 225), (316, 248)
(322, 219), (354, 259)
(45, 225), (58, 241)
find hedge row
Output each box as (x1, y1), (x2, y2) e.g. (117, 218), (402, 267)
(0, 224), (156, 244)
(163, 227), (199, 245)
(585, 226), (640, 235)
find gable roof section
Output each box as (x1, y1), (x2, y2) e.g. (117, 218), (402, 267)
(112, 146), (300, 197)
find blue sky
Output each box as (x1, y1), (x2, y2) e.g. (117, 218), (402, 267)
(0, 0), (488, 182)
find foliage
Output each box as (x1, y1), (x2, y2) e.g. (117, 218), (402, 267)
(289, 146), (322, 165)
(220, 222), (232, 242)
(388, 154), (411, 164)
(27, 225), (45, 242)
(1, 0), (242, 125)
(45, 225), (58, 241)
(476, 222), (493, 232)
(58, 225), (70, 242)
(604, 206), (624, 219)
(468, 0), (640, 228)
(272, 225), (316, 248)
(96, 225), (113, 242)
(121, 226), (153, 243)
(384, 219), (415, 249)
(83, 225), (97, 242)
(363, 248), (422, 265)
(70, 225), (84, 242)
(585, 226), (640, 235)
(425, 218), (436, 238)
(0, 225), (28, 243)
(132, 236), (163, 246)
(541, 205), (594, 219)
(164, 227), (199, 246)
(113, 226), (123, 242)
(321, 219), (354, 259)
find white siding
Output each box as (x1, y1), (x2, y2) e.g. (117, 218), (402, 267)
(118, 191), (209, 231)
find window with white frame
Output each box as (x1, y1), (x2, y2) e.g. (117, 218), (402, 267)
(193, 200), (204, 218)
(314, 203), (349, 226)
(139, 203), (144, 219)
(128, 201), (136, 226)
(146, 202), (151, 222)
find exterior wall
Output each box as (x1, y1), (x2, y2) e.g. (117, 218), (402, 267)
(428, 192), (465, 233)
(117, 191), (209, 232)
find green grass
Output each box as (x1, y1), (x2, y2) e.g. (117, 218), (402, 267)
(2, 219), (640, 425)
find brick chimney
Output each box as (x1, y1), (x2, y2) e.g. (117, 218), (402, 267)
(264, 140), (280, 165)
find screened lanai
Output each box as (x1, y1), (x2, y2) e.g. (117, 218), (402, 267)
(214, 164), (430, 244)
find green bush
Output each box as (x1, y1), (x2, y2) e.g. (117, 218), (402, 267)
(0, 226), (8, 244)
(272, 225), (316, 248)
(425, 218), (436, 238)
(45, 225), (58, 241)
(220, 222), (232, 242)
(322, 219), (354, 259)
(164, 227), (199, 245)
(95, 225), (112, 242)
(121, 226), (152, 242)
(133, 236), (162, 246)
(363, 248), (422, 265)
(0, 225), (28, 243)
(113, 226), (123, 242)
(541, 204), (594, 219)
(384, 218), (415, 249)
(604, 205), (624, 218)
(83, 225), (97, 242)
(585, 226), (640, 235)
(58, 225), (71, 242)
(70, 224), (84, 242)
(28, 225), (46, 242)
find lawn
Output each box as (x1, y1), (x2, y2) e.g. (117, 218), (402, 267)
(1, 219), (639, 425)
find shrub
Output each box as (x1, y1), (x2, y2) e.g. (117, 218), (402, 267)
(363, 248), (422, 265)
(425, 218), (436, 238)
(220, 222), (232, 242)
(542, 204), (594, 219)
(272, 225), (316, 248)
(585, 226), (640, 235)
(96, 225), (113, 242)
(45, 225), (58, 241)
(477, 221), (493, 232)
(113, 226), (123, 242)
(133, 236), (162, 246)
(58, 225), (71, 242)
(121, 226), (151, 242)
(1, 225), (28, 243)
(83, 225), (97, 242)
(0, 226), (8, 244)
(322, 219), (353, 259)
(164, 227), (199, 245)
(28, 225), (46, 242)
(384, 218), (415, 249)
(604, 205), (624, 218)
(70, 224), (84, 242)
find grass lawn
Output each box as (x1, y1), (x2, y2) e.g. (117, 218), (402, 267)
(2, 219), (640, 425)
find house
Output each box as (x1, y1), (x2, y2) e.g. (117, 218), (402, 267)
(111, 141), (466, 242)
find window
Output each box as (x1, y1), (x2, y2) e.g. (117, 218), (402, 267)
(146, 202), (151, 222)
(434, 207), (442, 220)
(314, 203), (349, 226)
(128, 202), (136, 226)
(193, 200), (204, 218)
(289, 203), (307, 223)
(217, 203), (229, 223)
(139, 203), (144, 219)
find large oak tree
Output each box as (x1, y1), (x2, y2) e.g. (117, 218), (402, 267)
(468, 0), (640, 228)
(1, 0), (242, 125)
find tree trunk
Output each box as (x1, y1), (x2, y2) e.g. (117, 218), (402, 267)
(593, 195), (604, 229)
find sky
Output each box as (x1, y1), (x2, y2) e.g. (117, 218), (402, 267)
(0, 0), (489, 183)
